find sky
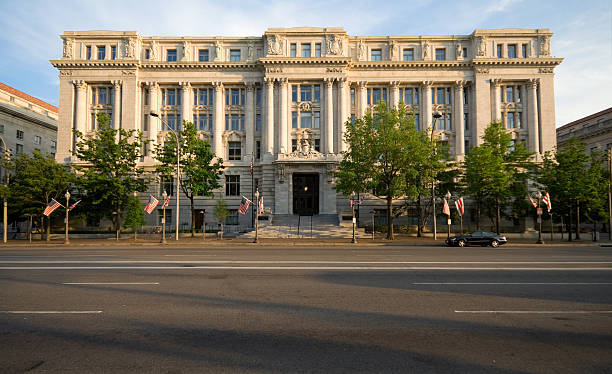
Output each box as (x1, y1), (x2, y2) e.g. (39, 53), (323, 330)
(0, 0), (610, 126)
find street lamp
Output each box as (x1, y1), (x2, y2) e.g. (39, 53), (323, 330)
(150, 111), (180, 241)
(351, 191), (357, 243)
(161, 190), (168, 244)
(254, 189), (260, 243)
(64, 190), (70, 244)
(0, 135), (9, 244)
(431, 111), (442, 240)
(534, 191), (544, 244)
(200, 209), (206, 242)
(445, 190), (452, 239)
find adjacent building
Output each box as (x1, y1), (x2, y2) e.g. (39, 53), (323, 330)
(51, 27), (562, 228)
(557, 107), (612, 153)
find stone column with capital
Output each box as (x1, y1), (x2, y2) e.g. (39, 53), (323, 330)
(421, 81), (433, 131)
(338, 78), (349, 153)
(358, 81), (367, 118)
(213, 82), (224, 159)
(527, 78), (540, 155)
(111, 80), (122, 129)
(264, 79), (275, 155)
(324, 78), (334, 154)
(147, 82), (159, 147)
(454, 81), (466, 160)
(491, 78), (502, 122)
(279, 78), (288, 154)
(391, 81), (400, 108)
(73, 80), (88, 135)
(180, 82), (191, 129)
(245, 83), (255, 157)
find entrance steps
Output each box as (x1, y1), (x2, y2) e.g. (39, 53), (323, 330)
(239, 214), (364, 239)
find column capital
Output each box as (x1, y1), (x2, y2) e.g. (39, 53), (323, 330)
(179, 81), (191, 90)
(212, 81), (224, 91)
(357, 81), (367, 89)
(245, 82), (256, 91)
(454, 80), (469, 90)
(421, 80), (433, 88)
(324, 77), (334, 87)
(144, 81), (159, 89)
(72, 80), (87, 89)
(527, 78), (540, 89)
(491, 78), (503, 87)
(390, 81), (401, 88)
(264, 78), (275, 87)
(111, 79), (123, 88)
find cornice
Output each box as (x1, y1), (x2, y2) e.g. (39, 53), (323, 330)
(472, 57), (563, 66)
(260, 57), (350, 64)
(0, 103), (58, 132)
(140, 62), (261, 70)
(50, 60), (139, 68)
(351, 61), (472, 69)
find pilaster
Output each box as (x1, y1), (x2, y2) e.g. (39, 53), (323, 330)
(213, 81), (224, 159)
(527, 78), (540, 155)
(279, 78), (288, 154)
(111, 80), (122, 129)
(324, 78), (334, 154)
(337, 78), (348, 154)
(390, 81), (400, 108)
(358, 81), (367, 118)
(245, 82), (255, 157)
(454, 81), (466, 160)
(264, 78), (275, 156)
(421, 81), (433, 132)
(491, 78), (502, 122)
(180, 82), (191, 129)
(73, 80), (87, 135)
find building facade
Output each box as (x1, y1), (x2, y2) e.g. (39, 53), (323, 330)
(557, 107), (612, 153)
(51, 27), (562, 228)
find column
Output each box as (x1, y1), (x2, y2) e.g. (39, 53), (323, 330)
(180, 82), (191, 128)
(324, 78), (334, 154)
(147, 82), (159, 146)
(264, 79), (275, 155)
(358, 81), (367, 118)
(338, 78), (348, 153)
(421, 81), (432, 131)
(454, 81), (465, 160)
(213, 82), (224, 159)
(73, 80), (87, 134)
(245, 83), (255, 157)
(527, 78), (540, 155)
(111, 80), (122, 129)
(279, 78), (288, 154)
(492, 78), (502, 122)
(391, 81), (400, 108)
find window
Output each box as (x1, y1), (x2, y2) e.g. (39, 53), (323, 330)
(313, 85), (320, 102)
(367, 88), (387, 105)
(436, 88), (446, 104)
(292, 112), (298, 129)
(315, 43), (321, 57)
(256, 140), (261, 159)
(256, 88), (262, 105)
(198, 49), (209, 62)
(256, 114), (261, 131)
(403, 48), (414, 61)
(292, 86), (298, 102)
(497, 44), (502, 58)
(225, 114), (244, 131)
(516, 112), (522, 129)
(435, 48), (446, 61)
(16, 130), (24, 140)
(402, 88), (419, 105)
(87, 46), (92, 60)
(195, 113), (212, 131)
(9, 96), (14, 102)
(167, 49), (177, 62)
(98, 88), (107, 105)
(166, 114), (177, 130)
(371, 49), (382, 61)
(291, 139), (298, 152)
(522, 44), (528, 58)
(462, 47), (468, 58)
(300, 112), (312, 128)
(33, 135), (41, 145)
(350, 88), (355, 105)
(290, 43), (297, 57)
(508, 44), (517, 58)
(229, 49), (241, 62)
(506, 86), (514, 102)
(313, 111), (320, 129)
(16, 144), (23, 153)
(228, 141), (241, 160)
(195, 88), (213, 105)
(0, 124), (4, 133)
(465, 140), (470, 153)
(225, 209), (239, 225)
(165, 89), (177, 105)
(111, 46), (116, 60)
(159, 209), (172, 225)
(225, 175), (240, 196)
(464, 113), (469, 131)
(300, 85), (312, 102)
(506, 112), (515, 129)
(145, 49), (151, 60)
(225, 88), (245, 106)
(437, 113), (452, 130)
(414, 114), (419, 128)
(301, 43), (311, 57)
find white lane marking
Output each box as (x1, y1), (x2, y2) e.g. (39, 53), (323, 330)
(62, 282), (159, 285)
(455, 310), (612, 314)
(0, 311), (102, 314)
(415, 282), (612, 285)
(163, 255), (217, 257)
(2, 260), (612, 264)
(2, 266), (612, 271)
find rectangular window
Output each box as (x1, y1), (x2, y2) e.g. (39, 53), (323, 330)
(167, 49), (177, 62)
(292, 139), (298, 152)
(516, 112), (522, 129)
(292, 111), (298, 128)
(290, 43), (297, 57)
(313, 111), (320, 129)
(226, 210), (239, 225)
(300, 85), (312, 102)
(300, 111), (312, 128)
(372, 88), (381, 104)
(435, 48), (446, 61)
(465, 140), (470, 153)
(198, 89), (209, 105)
(229, 49), (241, 62)
(497, 44), (502, 58)
(313, 85), (320, 102)
(166, 89), (176, 105)
(256, 140), (261, 159)
(145, 49), (151, 60)
(166, 114), (176, 130)
(522, 44), (528, 58)
(111, 46), (116, 60)
(371, 49), (382, 61)
(508, 44), (517, 58)
(301, 43), (311, 57)
(292, 86), (298, 102)
(350, 88), (355, 105)
(225, 175), (240, 196)
(403, 48), (414, 61)
(462, 47), (467, 58)
(464, 112), (469, 131)
(506, 86), (514, 102)
(436, 88), (445, 104)
(34, 135), (41, 145)
(199, 49), (209, 62)
(99, 88), (107, 105)
(315, 43), (321, 57)
(51, 140), (56, 149)
(414, 114), (419, 128)
(228, 141), (241, 160)
(256, 88), (262, 105)
(256, 113), (261, 131)
(16, 144), (23, 154)
(16, 130), (24, 140)
(87, 46), (92, 60)
(507, 112), (515, 129)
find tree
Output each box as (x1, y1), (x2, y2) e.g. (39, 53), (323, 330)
(5, 150), (74, 241)
(72, 113), (148, 240)
(462, 122), (534, 234)
(214, 199), (229, 238)
(123, 194), (146, 240)
(336, 101), (432, 239)
(155, 121), (224, 237)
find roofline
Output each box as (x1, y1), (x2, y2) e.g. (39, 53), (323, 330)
(557, 107), (612, 131)
(0, 82), (58, 113)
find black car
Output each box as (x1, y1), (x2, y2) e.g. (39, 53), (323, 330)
(445, 231), (507, 247)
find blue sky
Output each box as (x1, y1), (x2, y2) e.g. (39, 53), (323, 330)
(0, 0), (610, 126)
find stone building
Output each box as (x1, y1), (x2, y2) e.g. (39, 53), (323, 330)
(51, 27), (562, 229)
(557, 107), (612, 153)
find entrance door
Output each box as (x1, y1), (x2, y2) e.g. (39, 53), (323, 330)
(293, 173), (319, 215)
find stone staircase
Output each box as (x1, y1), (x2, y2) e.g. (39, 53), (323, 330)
(239, 214), (365, 239)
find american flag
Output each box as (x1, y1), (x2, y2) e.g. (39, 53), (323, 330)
(442, 198), (451, 216)
(529, 195), (538, 208)
(238, 197), (251, 215)
(43, 198), (63, 216)
(542, 192), (551, 212)
(162, 196), (170, 208)
(455, 197), (464, 216)
(68, 200), (81, 211)
(144, 195), (159, 214)
(259, 196), (264, 214)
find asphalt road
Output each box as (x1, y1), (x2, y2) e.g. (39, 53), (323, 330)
(1, 245), (611, 373)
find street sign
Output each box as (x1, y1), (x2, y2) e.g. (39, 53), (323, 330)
(537, 217), (541, 224)
(537, 208), (543, 215)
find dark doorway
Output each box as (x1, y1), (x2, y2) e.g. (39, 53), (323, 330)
(293, 173), (319, 215)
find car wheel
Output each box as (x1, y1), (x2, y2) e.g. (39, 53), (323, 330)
(458, 240), (466, 247)
(491, 240), (499, 248)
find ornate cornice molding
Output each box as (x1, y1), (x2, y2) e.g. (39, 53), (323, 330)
(351, 61), (472, 70)
(472, 57), (563, 66)
(50, 60), (139, 68)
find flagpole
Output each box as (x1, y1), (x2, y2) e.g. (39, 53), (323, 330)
(251, 152), (255, 229)
(64, 191), (70, 245)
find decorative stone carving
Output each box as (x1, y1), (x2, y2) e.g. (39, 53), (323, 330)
(539, 36), (550, 56)
(150, 41), (159, 61)
(477, 36), (487, 57)
(60, 71), (72, 77)
(122, 70), (136, 76)
(326, 163), (335, 183)
(422, 41), (430, 60)
(539, 67), (554, 74)
(357, 39), (366, 61)
(214, 41), (223, 61)
(73, 80), (87, 89)
(456, 43), (462, 60)
(182, 41), (191, 61)
(475, 67), (489, 74)
(326, 34), (343, 56)
(266, 67), (283, 74)
(326, 67), (343, 73)
(491, 78), (502, 87)
(266, 34), (284, 55)
(62, 38), (73, 59)
(298, 102), (312, 112)
(389, 40), (398, 60)
(277, 163), (285, 183)
(124, 38), (136, 59)
(248, 42), (255, 61)
(527, 78), (540, 89)
(287, 129), (321, 159)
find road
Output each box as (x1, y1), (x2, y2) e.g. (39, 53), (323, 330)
(1, 244), (611, 373)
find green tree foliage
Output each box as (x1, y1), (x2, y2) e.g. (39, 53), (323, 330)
(72, 113), (148, 240)
(123, 194), (146, 239)
(337, 101), (436, 239)
(155, 121), (224, 236)
(214, 199), (229, 238)
(462, 121), (534, 234)
(5, 150), (74, 241)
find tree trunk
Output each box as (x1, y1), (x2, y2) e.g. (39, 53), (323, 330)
(115, 206), (121, 241)
(190, 197), (195, 237)
(416, 194), (422, 237)
(45, 216), (50, 242)
(386, 196), (393, 240)
(568, 202), (573, 242)
(575, 202), (580, 240)
(495, 196), (501, 235)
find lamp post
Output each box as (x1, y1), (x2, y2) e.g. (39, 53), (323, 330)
(254, 189), (260, 243)
(534, 191), (544, 244)
(161, 190), (168, 244)
(445, 190), (452, 239)
(430, 111), (442, 240)
(150, 111), (180, 241)
(0, 135), (9, 244)
(64, 190), (70, 244)
(351, 191), (357, 243)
